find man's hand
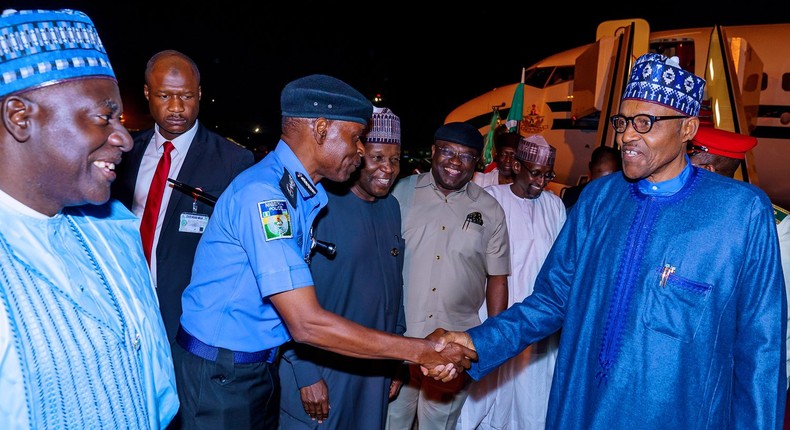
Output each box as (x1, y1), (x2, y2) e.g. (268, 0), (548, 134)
(299, 379), (330, 423)
(418, 328), (478, 382)
(389, 378), (404, 400)
(431, 328), (476, 354)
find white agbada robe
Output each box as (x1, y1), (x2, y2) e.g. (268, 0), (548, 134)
(458, 184), (566, 430)
(472, 168), (501, 188)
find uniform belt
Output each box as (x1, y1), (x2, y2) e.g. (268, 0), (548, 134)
(176, 325), (277, 364)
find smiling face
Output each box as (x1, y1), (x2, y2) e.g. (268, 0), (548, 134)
(430, 140), (479, 195)
(352, 142), (401, 201)
(616, 100), (697, 183)
(511, 159), (554, 199)
(4, 78), (133, 215)
(144, 54), (201, 141)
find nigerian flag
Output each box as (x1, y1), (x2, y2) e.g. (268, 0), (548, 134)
(505, 81), (524, 133)
(481, 109), (500, 166)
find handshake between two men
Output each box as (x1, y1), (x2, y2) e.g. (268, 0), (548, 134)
(420, 328), (477, 382)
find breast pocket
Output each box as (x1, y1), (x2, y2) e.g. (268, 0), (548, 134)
(643, 266), (713, 342)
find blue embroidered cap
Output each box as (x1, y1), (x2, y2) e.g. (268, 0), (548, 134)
(0, 9), (115, 99)
(281, 74), (373, 126)
(434, 122), (483, 152)
(364, 106), (400, 145)
(622, 53), (706, 117)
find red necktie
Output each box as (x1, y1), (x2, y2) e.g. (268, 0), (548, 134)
(140, 141), (174, 266)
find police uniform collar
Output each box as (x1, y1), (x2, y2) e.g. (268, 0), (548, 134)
(273, 140), (323, 201)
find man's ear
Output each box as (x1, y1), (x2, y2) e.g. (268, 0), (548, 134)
(2, 96), (33, 142)
(313, 117), (328, 144)
(512, 159), (522, 174)
(143, 84), (150, 101)
(682, 116), (700, 144)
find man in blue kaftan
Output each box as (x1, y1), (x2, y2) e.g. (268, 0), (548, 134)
(436, 53), (786, 429)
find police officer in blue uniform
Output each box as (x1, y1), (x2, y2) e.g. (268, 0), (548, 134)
(174, 74), (475, 429)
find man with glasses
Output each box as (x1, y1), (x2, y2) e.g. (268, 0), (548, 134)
(459, 134), (566, 429)
(386, 122), (511, 430)
(433, 53), (785, 429)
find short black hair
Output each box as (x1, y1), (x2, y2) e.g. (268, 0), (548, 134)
(590, 146), (621, 169)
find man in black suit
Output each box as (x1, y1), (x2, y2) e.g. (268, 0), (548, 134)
(112, 50), (255, 343)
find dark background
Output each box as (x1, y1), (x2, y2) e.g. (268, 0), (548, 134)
(17, 1), (788, 155)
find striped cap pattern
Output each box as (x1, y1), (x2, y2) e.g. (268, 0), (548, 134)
(622, 53), (705, 117)
(0, 9), (114, 98)
(365, 107), (401, 145)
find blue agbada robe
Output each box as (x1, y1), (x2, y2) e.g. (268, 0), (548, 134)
(468, 164), (786, 429)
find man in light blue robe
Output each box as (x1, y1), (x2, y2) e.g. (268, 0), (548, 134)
(436, 53), (786, 429)
(0, 8), (178, 429)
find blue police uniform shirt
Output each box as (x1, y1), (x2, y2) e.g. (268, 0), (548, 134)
(180, 140), (327, 352)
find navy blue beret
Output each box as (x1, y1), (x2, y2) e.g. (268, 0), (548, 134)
(281, 74), (373, 126)
(434, 122), (483, 152)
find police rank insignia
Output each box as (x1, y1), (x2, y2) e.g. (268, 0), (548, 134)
(295, 171), (317, 197)
(259, 200), (292, 241)
(279, 169), (298, 208)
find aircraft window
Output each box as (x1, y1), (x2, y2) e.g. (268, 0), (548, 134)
(744, 73), (761, 92)
(649, 41), (695, 73)
(524, 67), (554, 89)
(783, 73), (790, 91)
(548, 66), (575, 86)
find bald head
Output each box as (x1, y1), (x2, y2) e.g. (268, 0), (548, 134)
(144, 50), (200, 85)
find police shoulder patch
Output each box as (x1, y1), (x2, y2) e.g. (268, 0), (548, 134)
(258, 200), (293, 241)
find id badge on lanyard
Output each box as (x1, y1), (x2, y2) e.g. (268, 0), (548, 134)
(179, 196), (209, 233)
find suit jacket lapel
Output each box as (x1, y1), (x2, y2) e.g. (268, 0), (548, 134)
(161, 125), (208, 230)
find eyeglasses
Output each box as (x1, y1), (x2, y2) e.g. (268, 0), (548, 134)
(526, 168), (556, 181)
(610, 114), (688, 134)
(435, 145), (479, 164)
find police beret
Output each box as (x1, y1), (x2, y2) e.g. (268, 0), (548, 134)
(434, 122), (483, 152)
(691, 126), (757, 160)
(281, 74), (373, 126)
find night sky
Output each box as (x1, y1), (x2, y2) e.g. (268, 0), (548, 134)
(17, 1), (788, 153)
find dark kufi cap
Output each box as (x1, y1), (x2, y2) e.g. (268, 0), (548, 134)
(622, 53), (706, 117)
(281, 74), (373, 125)
(516, 134), (556, 167)
(364, 106), (400, 145)
(691, 126), (757, 160)
(496, 132), (521, 150)
(434, 122), (483, 152)
(0, 9), (115, 98)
